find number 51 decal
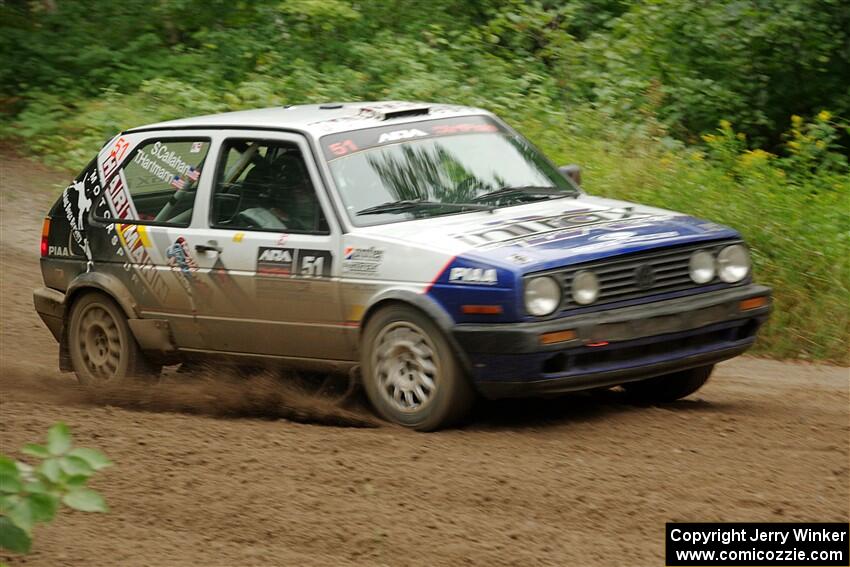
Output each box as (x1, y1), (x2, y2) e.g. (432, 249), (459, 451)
(298, 249), (333, 278)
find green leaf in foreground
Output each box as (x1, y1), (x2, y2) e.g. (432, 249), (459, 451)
(0, 458), (17, 477)
(27, 494), (58, 524)
(0, 516), (31, 553)
(0, 473), (21, 495)
(38, 459), (61, 484)
(62, 488), (108, 513)
(58, 456), (93, 477)
(5, 498), (34, 532)
(21, 444), (50, 459)
(67, 448), (112, 471)
(46, 423), (72, 456)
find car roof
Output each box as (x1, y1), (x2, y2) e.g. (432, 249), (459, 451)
(125, 101), (493, 138)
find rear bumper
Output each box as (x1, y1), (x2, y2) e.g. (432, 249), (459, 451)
(452, 284), (771, 398)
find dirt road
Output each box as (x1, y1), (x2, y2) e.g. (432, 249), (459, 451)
(1, 150), (848, 567)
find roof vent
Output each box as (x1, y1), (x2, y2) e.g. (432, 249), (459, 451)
(360, 103), (431, 121)
(319, 103), (344, 109)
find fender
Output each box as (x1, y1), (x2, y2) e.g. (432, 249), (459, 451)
(360, 288), (473, 374)
(65, 271), (140, 319)
(47, 272), (140, 372)
(63, 272), (177, 360)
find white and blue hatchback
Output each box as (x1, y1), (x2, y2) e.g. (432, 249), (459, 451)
(34, 101), (771, 429)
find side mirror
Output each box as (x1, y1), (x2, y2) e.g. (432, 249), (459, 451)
(559, 164), (582, 187)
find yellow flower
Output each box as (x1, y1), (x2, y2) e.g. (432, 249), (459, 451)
(736, 132), (746, 141)
(691, 151), (705, 161)
(701, 133), (717, 143)
(815, 140), (826, 149)
(788, 140), (800, 149)
(719, 119), (732, 130)
(791, 115), (803, 126)
(738, 149), (772, 168)
(817, 110), (832, 122)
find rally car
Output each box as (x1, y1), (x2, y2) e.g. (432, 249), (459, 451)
(33, 101), (771, 430)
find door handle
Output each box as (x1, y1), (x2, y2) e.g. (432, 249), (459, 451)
(195, 241), (222, 254)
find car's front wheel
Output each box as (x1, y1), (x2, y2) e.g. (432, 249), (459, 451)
(68, 292), (160, 384)
(361, 304), (474, 431)
(622, 364), (714, 402)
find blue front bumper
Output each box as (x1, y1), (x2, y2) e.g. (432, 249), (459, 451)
(451, 285), (771, 398)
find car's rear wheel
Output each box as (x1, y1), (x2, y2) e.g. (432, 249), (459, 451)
(622, 364), (714, 402)
(361, 304), (474, 431)
(68, 292), (160, 384)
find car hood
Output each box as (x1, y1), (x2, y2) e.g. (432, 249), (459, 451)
(354, 194), (740, 273)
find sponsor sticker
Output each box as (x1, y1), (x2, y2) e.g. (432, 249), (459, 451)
(448, 267), (499, 285)
(48, 245), (71, 256)
(166, 236), (198, 278)
(342, 246), (384, 275)
(320, 115), (510, 161)
(450, 209), (666, 250)
(257, 247), (296, 276)
(60, 163), (99, 259)
(508, 253), (532, 264)
(257, 247), (333, 278)
(377, 128), (428, 144)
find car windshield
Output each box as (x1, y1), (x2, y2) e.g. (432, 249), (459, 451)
(322, 117), (577, 226)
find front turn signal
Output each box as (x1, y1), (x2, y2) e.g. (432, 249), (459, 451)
(539, 329), (577, 345)
(461, 305), (503, 315)
(739, 296), (768, 311)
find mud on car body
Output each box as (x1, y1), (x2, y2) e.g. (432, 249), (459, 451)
(33, 101), (771, 430)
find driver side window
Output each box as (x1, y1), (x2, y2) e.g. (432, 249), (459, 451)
(211, 139), (327, 233)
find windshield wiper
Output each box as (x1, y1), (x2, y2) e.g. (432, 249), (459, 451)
(356, 199), (494, 216)
(471, 185), (576, 203)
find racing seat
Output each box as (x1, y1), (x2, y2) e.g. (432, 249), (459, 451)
(214, 157), (277, 226)
(265, 153), (320, 231)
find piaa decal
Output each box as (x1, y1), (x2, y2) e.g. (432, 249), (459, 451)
(449, 267), (498, 285)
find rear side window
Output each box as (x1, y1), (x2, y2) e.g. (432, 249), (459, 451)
(97, 138), (210, 226)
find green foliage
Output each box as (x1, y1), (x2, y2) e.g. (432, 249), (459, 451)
(0, 423), (111, 554)
(0, 0), (847, 362)
(566, 0), (850, 147)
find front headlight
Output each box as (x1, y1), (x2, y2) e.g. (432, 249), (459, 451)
(717, 244), (750, 283)
(689, 250), (716, 284)
(571, 270), (600, 305)
(525, 276), (561, 316)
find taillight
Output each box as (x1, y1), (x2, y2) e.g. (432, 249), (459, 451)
(40, 218), (50, 257)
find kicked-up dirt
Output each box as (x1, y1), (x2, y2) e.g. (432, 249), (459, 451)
(1, 148), (848, 566)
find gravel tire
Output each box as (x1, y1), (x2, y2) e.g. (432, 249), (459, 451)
(361, 304), (474, 431)
(68, 292), (160, 384)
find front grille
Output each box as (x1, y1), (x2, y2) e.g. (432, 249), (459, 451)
(532, 240), (743, 314)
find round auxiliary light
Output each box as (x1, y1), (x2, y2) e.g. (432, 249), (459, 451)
(571, 270), (600, 305)
(717, 244), (750, 283)
(525, 276), (561, 316)
(689, 250), (716, 284)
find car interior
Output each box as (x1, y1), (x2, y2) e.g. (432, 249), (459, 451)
(211, 140), (327, 232)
